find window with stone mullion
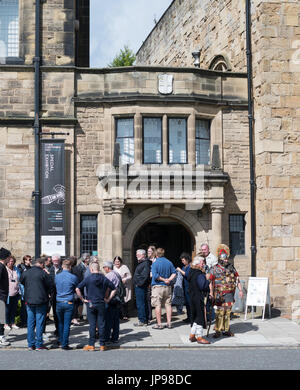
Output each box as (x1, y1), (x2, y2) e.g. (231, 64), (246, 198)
(195, 119), (210, 165)
(116, 117), (135, 165)
(168, 118), (187, 164)
(143, 117), (162, 164)
(0, 0), (19, 62)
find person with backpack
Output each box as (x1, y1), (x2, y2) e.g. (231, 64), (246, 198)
(103, 261), (124, 344)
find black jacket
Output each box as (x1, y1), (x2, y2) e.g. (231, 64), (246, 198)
(187, 267), (210, 328)
(133, 259), (151, 288)
(17, 263), (31, 275)
(0, 262), (9, 302)
(49, 265), (62, 283)
(20, 266), (54, 305)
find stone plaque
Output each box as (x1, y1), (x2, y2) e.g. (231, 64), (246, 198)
(158, 74), (173, 94)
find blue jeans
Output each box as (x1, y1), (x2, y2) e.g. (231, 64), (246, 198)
(87, 302), (106, 346)
(56, 301), (74, 348)
(26, 304), (48, 349)
(135, 286), (149, 324)
(5, 294), (19, 324)
(104, 303), (120, 342)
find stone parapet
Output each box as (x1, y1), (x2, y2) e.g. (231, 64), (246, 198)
(76, 67), (247, 105)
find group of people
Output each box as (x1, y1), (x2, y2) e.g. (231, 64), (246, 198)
(0, 248), (131, 351)
(132, 243), (244, 344)
(0, 241), (243, 350)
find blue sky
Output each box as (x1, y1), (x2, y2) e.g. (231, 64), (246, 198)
(90, 0), (173, 68)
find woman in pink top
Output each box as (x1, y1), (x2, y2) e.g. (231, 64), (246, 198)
(113, 256), (132, 320)
(5, 256), (20, 330)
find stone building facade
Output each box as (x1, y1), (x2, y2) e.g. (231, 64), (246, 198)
(136, 0), (300, 318)
(0, 0), (298, 318)
(75, 68), (248, 274)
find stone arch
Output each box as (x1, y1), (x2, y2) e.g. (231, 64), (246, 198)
(122, 205), (209, 267)
(209, 54), (232, 72)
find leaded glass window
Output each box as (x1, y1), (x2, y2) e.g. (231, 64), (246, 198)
(116, 118), (134, 165)
(229, 214), (245, 256)
(0, 0), (19, 61)
(168, 118), (187, 164)
(80, 215), (98, 255)
(196, 119), (210, 165)
(143, 117), (162, 164)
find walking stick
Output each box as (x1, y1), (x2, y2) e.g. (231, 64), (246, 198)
(206, 296), (213, 337)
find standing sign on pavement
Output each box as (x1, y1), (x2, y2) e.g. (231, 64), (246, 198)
(244, 277), (271, 320)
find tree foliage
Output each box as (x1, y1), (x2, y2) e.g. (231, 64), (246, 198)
(108, 45), (136, 67)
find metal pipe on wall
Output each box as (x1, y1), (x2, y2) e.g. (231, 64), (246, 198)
(246, 0), (257, 277)
(33, 0), (41, 258)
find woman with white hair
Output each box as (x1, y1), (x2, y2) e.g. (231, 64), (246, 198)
(186, 256), (211, 344)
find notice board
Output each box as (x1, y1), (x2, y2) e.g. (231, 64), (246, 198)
(244, 277), (271, 320)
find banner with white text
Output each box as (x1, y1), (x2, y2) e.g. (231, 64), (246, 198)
(41, 140), (66, 256)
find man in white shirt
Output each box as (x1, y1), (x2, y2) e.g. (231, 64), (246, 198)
(200, 244), (218, 270)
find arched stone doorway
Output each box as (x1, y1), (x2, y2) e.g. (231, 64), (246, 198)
(122, 205), (207, 271)
(133, 217), (194, 268)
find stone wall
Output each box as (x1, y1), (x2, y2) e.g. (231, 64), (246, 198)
(21, 0), (76, 66)
(0, 70), (34, 118)
(136, 0), (247, 71)
(0, 0), (78, 259)
(251, 1), (300, 315)
(42, 71), (75, 118)
(75, 105), (105, 224)
(222, 108), (251, 278)
(0, 126), (35, 257)
(0, 124), (75, 260)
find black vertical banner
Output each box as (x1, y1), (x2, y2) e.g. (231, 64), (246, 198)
(41, 140), (66, 256)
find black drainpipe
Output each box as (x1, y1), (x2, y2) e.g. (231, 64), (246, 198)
(246, 0), (256, 277)
(33, 0), (41, 259)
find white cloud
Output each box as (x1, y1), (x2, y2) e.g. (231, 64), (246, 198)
(90, 0), (173, 68)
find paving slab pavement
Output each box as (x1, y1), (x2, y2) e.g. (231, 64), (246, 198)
(2, 312), (300, 350)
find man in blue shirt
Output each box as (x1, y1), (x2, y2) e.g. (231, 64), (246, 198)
(76, 262), (116, 351)
(151, 248), (176, 329)
(55, 259), (78, 350)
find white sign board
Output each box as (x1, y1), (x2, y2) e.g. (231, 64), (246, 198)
(41, 235), (66, 257)
(245, 277), (271, 320)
